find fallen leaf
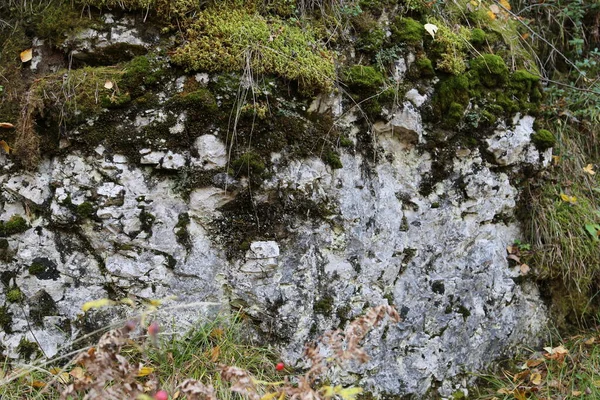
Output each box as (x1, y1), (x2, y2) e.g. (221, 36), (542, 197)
(210, 345), (220, 362)
(526, 359), (544, 367)
(137, 366), (155, 377)
(487, 10), (497, 20)
(500, 0), (512, 10)
(552, 155), (560, 165)
(508, 254), (521, 263)
(70, 366), (86, 380)
(497, 388), (512, 395)
(572, 390), (582, 396)
(514, 369), (531, 382)
(560, 193), (577, 204)
(513, 389), (527, 400)
(104, 80), (114, 89)
(522, 33), (530, 40)
(0, 122), (15, 128)
(0, 140), (11, 154)
(585, 337), (596, 345)
(530, 372), (542, 385)
(424, 23), (438, 39)
(520, 264), (530, 275)
(30, 380), (46, 388)
(554, 345), (569, 354)
(489, 4), (500, 13)
(20, 48), (33, 63)
(583, 164), (596, 175)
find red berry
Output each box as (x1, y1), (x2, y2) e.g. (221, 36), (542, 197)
(154, 390), (168, 400)
(276, 362), (285, 371)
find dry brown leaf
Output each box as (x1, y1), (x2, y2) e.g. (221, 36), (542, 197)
(530, 372), (542, 385)
(20, 48), (33, 63)
(526, 359), (544, 368)
(508, 254), (521, 263)
(210, 345), (221, 362)
(70, 366), (86, 380)
(585, 337), (596, 345)
(30, 380), (46, 388)
(0, 122), (15, 129)
(514, 369), (531, 382)
(572, 390), (583, 396)
(520, 264), (530, 275)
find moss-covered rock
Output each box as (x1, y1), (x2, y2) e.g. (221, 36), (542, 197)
(415, 56), (435, 78)
(391, 17), (424, 45)
(471, 54), (509, 88)
(6, 286), (24, 303)
(470, 28), (486, 45)
(344, 65), (384, 94)
(171, 6), (335, 93)
(532, 129), (556, 150)
(0, 215), (29, 237)
(232, 152), (266, 176)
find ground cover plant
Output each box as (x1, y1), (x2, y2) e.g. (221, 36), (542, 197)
(0, 303), (399, 399)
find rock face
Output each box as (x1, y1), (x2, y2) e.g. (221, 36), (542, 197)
(0, 13), (550, 399)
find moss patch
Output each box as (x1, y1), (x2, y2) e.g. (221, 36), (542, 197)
(0, 215), (29, 237)
(171, 6), (335, 93)
(391, 17), (424, 45)
(0, 306), (13, 334)
(532, 129), (556, 150)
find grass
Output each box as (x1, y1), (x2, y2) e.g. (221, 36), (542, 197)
(523, 118), (600, 324)
(0, 304), (398, 399)
(0, 313), (282, 399)
(475, 329), (600, 400)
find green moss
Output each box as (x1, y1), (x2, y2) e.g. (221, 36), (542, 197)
(415, 57), (435, 78)
(344, 65), (384, 94)
(0, 306), (12, 334)
(324, 151), (343, 169)
(79, 0), (198, 18)
(120, 55), (165, 98)
(427, 19), (469, 75)
(28, 262), (47, 276)
(532, 129), (556, 150)
(171, 6), (335, 93)
(314, 294), (334, 316)
(391, 17), (424, 45)
(101, 92), (132, 109)
(171, 88), (218, 112)
(0, 215), (29, 236)
(510, 69), (543, 104)
(16, 338), (39, 360)
(470, 54), (509, 88)
(76, 202), (95, 218)
(35, 1), (89, 46)
(232, 152), (266, 176)
(434, 75), (470, 123)
(6, 286), (24, 303)
(357, 28), (386, 53)
(470, 28), (486, 45)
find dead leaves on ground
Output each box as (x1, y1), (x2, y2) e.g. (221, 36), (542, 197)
(493, 336), (600, 399)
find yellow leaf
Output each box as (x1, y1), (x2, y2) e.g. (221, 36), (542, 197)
(82, 298), (116, 312)
(30, 380), (46, 388)
(583, 164), (596, 175)
(20, 48), (33, 63)
(0, 122), (15, 128)
(70, 366), (86, 380)
(552, 155), (560, 165)
(261, 392), (280, 400)
(585, 337), (596, 345)
(487, 10), (497, 20)
(337, 386), (363, 400)
(0, 140), (10, 154)
(530, 372), (542, 385)
(136, 366), (155, 377)
(560, 193), (577, 204)
(500, 0), (511, 10)
(173, 390), (181, 400)
(572, 390), (582, 396)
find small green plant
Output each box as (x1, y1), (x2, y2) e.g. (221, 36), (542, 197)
(6, 286), (24, 303)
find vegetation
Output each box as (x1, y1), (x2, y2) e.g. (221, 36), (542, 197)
(0, 304), (399, 400)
